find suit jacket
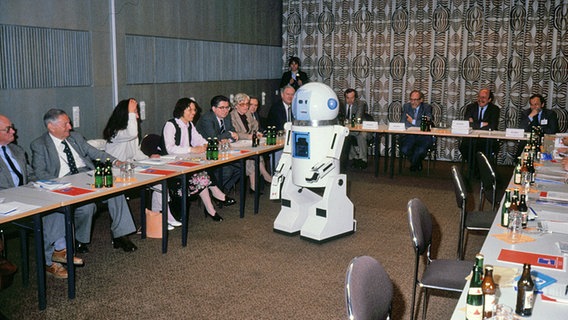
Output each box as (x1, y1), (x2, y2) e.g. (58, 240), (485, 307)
(463, 102), (500, 130)
(30, 131), (116, 180)
(401, 102), (433, 128)
(519, 108), (559, 134)
(230, 110), (258, 140)
(267, 100), (291, 131)
(341, 100), (367, 121)
(279, 70), (309, 90)
(195, 111), (235, 141)
(0, 143), (35, 189)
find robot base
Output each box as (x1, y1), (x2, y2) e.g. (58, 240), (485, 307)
(273, 185), (322, 235)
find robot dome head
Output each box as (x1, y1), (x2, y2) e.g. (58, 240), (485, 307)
(292, 82), (339, 121)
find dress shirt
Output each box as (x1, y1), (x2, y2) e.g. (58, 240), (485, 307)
(105, 113), (147, 161)
(163, 118), (207, 155)
(1, 145), (23, 186)
(49, 134), (87, 177)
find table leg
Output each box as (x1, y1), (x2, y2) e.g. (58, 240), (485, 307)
(139, 189), (146, 239)
(32, 214), (46, 310)
(161, 179), (168, 253)
(181, 175), (188, 247)
(374, 132), (380, 178)
(62, 205), (75, 299)
(390, 134), (396, 179)
(239, 159), (246, 218)
(254, 155), (260, 214)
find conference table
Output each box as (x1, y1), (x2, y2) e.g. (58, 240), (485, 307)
(0, 139), (283, 310)
(450, 159), (568, 319)
(350, 124), (528, 178)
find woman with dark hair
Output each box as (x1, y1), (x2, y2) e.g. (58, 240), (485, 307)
(160, 97), (235, 222)
(279, 56), (309, 90)
(104, 98), (149, 161)
(102, 98), (180, 228)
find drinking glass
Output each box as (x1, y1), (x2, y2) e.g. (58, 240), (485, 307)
(508, 211), (522, 243)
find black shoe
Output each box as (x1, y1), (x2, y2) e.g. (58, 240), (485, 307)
(112, 236), (137, 252)
(358, 160), (368, 169)
(213, 196), (236, 208)
(249, 188), (264, 195)
(409, 165), (417, 172)
(204, 208), (223, 221)
(75, 241), (89, 254)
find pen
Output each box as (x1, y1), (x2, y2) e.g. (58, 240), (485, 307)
(529, 206), (538, 217)
(565, 284), (568, 295)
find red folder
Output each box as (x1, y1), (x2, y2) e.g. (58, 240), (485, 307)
(139, 168), (177, 175)
(168, 161), (200, 167)
(497, 248), (564, 270)
(52, 186), (94, 196)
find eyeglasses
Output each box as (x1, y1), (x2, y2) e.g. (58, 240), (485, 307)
(216, 106), (231, 110)
(0, 125), (15, 133)
(238, 102), (250, 106)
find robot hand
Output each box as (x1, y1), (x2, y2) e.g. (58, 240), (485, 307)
(270, 153), (292, 200)
(305, 159), (335, 183)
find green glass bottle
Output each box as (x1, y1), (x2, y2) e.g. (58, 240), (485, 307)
(466, 265), (484, 320)
(104, 158), (113, 188)
(94, 158), (103, 188)
(501, 189), (511, 227)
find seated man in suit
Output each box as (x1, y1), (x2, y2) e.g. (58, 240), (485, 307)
(399, 90), (434, 172)
(267, 85), (295, 166)
(31, 109), (137, 253)
(196, 95), (241, 194)
(0, 114), (82, 279)
(517, 93), (559, 157)
(340, 88), (369, 170)
(459, 88), (500, 165)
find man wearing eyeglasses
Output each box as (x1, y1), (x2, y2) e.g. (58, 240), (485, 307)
(196, 95), (241, 193)
(400, 90), (434, 172)
(0, 114), (82, 279)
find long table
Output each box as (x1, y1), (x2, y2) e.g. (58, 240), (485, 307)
(350, 125), (528, 178)
(0, 141), (283, 310)
(450, 161), (568, 319)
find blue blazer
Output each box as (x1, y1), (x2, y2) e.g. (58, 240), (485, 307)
(401, 102), (433, 128)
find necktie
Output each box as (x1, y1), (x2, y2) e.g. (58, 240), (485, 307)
(61, 140), (79, 174)
(219, 119), (226, 134)
(478, 107), (484, 121)
(287, 106), (292, 122)
(2, 146), (23, 186)
(188, 123), (193, 147)
(348, 105), (352, 119)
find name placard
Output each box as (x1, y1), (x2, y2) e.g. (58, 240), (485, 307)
(388, 122), (406, 131)
(451, 120), (471, 135)
(362, 121), (379, 129)
(505, 128), (526, 138)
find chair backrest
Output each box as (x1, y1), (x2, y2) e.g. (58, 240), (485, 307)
(140, 134), (163, 156)
(450, 165), (468, 260)
(476, 151), (497, 210)
(345, 255), (393, 320)
(407, 198), (432, 257)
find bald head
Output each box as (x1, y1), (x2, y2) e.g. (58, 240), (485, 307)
(0, 114), (16, 146)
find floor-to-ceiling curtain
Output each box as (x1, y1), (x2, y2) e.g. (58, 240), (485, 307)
(282, 0), (568, 163)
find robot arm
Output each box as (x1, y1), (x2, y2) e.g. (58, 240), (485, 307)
(270, 152), (292, 200)
(304, 125), (349, 183)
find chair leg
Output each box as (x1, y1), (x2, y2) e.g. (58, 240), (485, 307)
(421, 287), (429, 320)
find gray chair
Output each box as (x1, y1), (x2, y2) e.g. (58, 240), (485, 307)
(407, 198), (472, 320)
(450, 165), (495, 260)
(345, 255), (393, 320)
(476, 151), (498, 211)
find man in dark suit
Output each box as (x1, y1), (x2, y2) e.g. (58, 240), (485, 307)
(340, 88), (369, 170)
(459, 88), (500, 163)
(0, 114), (79, 279)
(30, 109), (137, 253)
(517, 93), (559, 157)
(279, 56), (309, 91)
(400, 90), (434, 171)
(196, 95), (241, 193)
(267, 85), (295, 131)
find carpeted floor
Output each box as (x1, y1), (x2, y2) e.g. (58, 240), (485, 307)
(0, 159), (511, 319)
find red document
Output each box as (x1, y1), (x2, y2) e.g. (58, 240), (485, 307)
(139, 168), (177, 175)
(52, 186), (94, 196)
(168, 161), (200, 167)
(497, 248), (564, 270)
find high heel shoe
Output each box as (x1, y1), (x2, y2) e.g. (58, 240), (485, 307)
(212, 196), (236, 208)
(204, 208), (223, 221)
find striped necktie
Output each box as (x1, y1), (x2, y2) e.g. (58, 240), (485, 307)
(219, 119), (226, 134)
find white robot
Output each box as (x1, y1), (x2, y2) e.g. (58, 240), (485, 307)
(270, 82), (355, 242)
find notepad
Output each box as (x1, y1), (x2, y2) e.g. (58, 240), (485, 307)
(33, 180), (72, 190)
(139, 168), (177, 176)
(168, 161), (200, 167)
(0, 202), (18, 215)
(51, 186), (94, 196)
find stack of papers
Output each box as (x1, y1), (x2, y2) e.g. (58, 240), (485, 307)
(32, 180), (72, 190)
(0, 202), (18, 215)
